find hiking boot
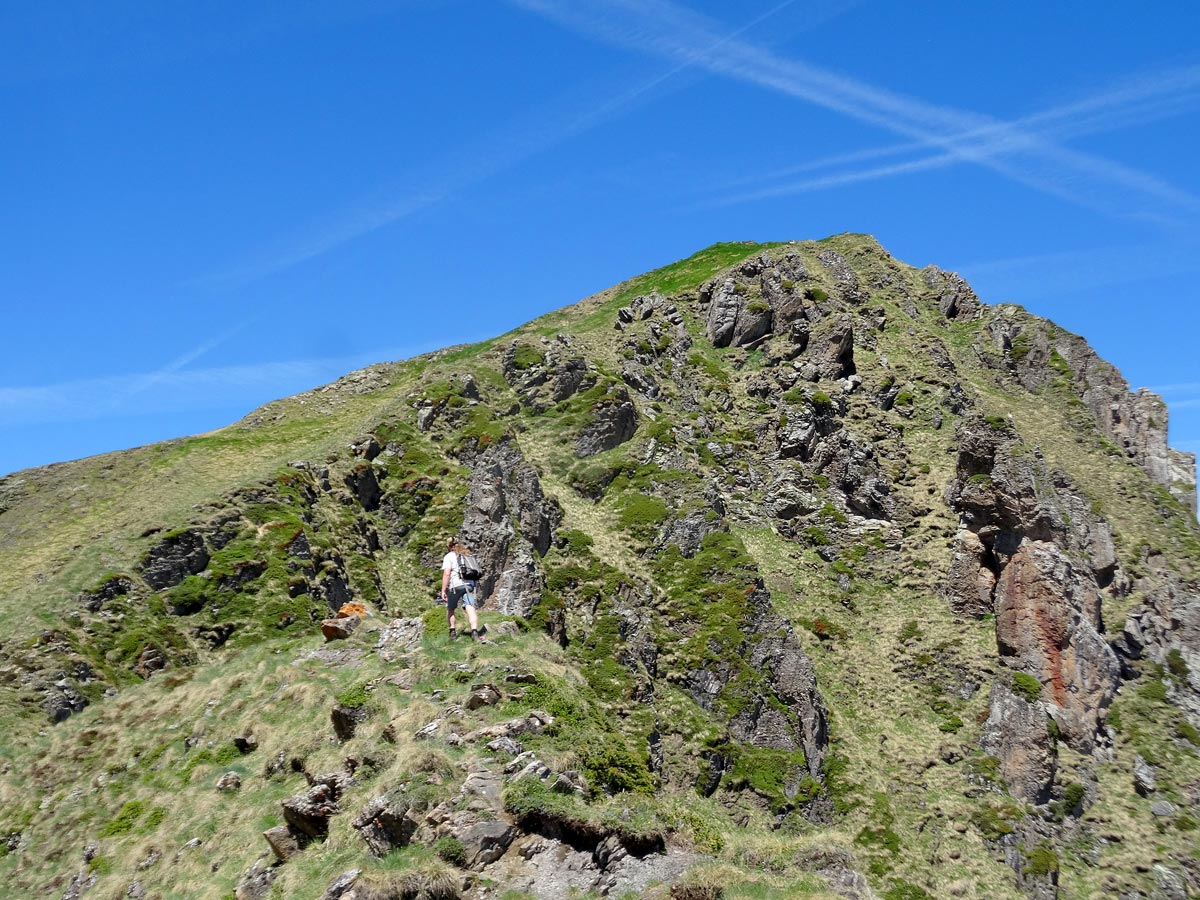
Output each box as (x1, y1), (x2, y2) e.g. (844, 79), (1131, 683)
(449, 628), (458, 640)
(470, 629), (480, 641)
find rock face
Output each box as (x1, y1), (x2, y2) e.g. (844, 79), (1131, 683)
(945, 418), (1121, 753)
(1170, 448), (1198, 515)
(140, 529), (210, 590)
(980, 306), (1179, 492)
(922, 265), (982, 321)
(1113, 573), (1200, 725)
(575, 388), (638, 457)
(979, 682), (1056, 804)
(736, 588), (829, 778)
(459, 440), (561, 616)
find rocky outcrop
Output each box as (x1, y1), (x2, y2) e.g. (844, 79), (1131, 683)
(816, 249), (868, 306)
(979, 681), (1056, 804)
(459, 440), (560, 616)
(945, 418), (1121, 753)
(1112, 572), (1200, 725)
(280, 771), (354, 844)
(1170, 449), (1198, 515)
(140, 529), (210, 590)
(503, 336), (597, 413)
(922, 265), (982, 321)
(352, 791), (419, 856)
(575, 388), (638, 457)
(980, 307), (1182, 492)
(740, 587), (829, 778)
(810, 317), (855, 379)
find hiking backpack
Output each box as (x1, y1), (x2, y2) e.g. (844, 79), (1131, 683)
(456, 552), (482, 582)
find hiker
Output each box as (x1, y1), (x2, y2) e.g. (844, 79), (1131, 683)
(441, 536), (481, 640)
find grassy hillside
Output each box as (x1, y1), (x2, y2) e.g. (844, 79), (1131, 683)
(0, 236), (1197, 900)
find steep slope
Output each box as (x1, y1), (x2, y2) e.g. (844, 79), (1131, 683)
(0, 236), (1198, 900)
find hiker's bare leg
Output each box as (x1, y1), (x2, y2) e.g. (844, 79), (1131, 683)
(448, 609), (456, 632)
(465, 606), (479, 631)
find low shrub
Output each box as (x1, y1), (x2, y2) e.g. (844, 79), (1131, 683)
(98, 800), (146, 837)
(434, 836), (467, 866)
(1012, 672), (1043, 703)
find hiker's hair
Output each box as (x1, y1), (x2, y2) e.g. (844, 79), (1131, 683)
(448, 536), (470, 553)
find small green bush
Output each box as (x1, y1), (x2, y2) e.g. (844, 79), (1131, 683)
(811, 391), (832, 409)
(805, 287), (829, 303)
(335, 683), (370, 709)
(1012, 672), (1043, 703)
(967, 473), (993, 485)
(88, 856), (114, 876)
(617, 494), (670, 537)
(898, 621), (922, 642)
(884, 883), (933, 900)
(679, 811), (724, 853)
(984, 415), (1009, 431)
(818, 502), (848, 525)
(1167, 649), (1190, 679)
(855, 824), (900, 854)
(1141, 679), (1168, 703)
(510, 345), (544, 370)
(971, 801), (1022, 839)
(1062, 782), (1086, 809)
(434, 836), (467, 866)
(893, 391), (915, 407)
(1010, 333), (1031, 361)
(560, 529), (594, 555)
(1175, 721), (1200, 746)
(99, 801), (146, 837)
(938, 716), (963, 733)
(803, 526), (831, 546)
(140, 806), (168, 833)
(1023, 843), (1059, 877)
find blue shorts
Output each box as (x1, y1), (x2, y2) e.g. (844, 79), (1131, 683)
(447, 584), (476, 611)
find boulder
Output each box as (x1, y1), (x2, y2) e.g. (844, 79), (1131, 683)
(452, 818), (517, 867)
(282, 783), (342, 840)
(263, 825), (302, 863)
(322, 617), (360, 642)
(811, 317), (855, 379)
(352, 792), (418, 856)
(235, 861), (278, 900)
(464, 684), (501, 710)
(216, 772), (242, 792)
(133, 647), (168, 680)
(1133, 755), (1157, 796)
(320, 870), (361, 900)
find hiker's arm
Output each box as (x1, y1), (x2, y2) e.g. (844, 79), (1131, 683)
(441, 567), (450, 598)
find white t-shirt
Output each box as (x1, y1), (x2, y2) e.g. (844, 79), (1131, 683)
(442, 551), (467, 590)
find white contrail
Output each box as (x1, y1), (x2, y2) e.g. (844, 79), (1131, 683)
(513, 0), (1200, 217)
(208, 1), (822, 286)
(711, 63), (1200, 200)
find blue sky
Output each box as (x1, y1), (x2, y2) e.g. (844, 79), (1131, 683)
(3, 0), (1199, 477)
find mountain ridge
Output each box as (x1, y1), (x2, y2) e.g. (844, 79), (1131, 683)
(1, 234), (1198, 900)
